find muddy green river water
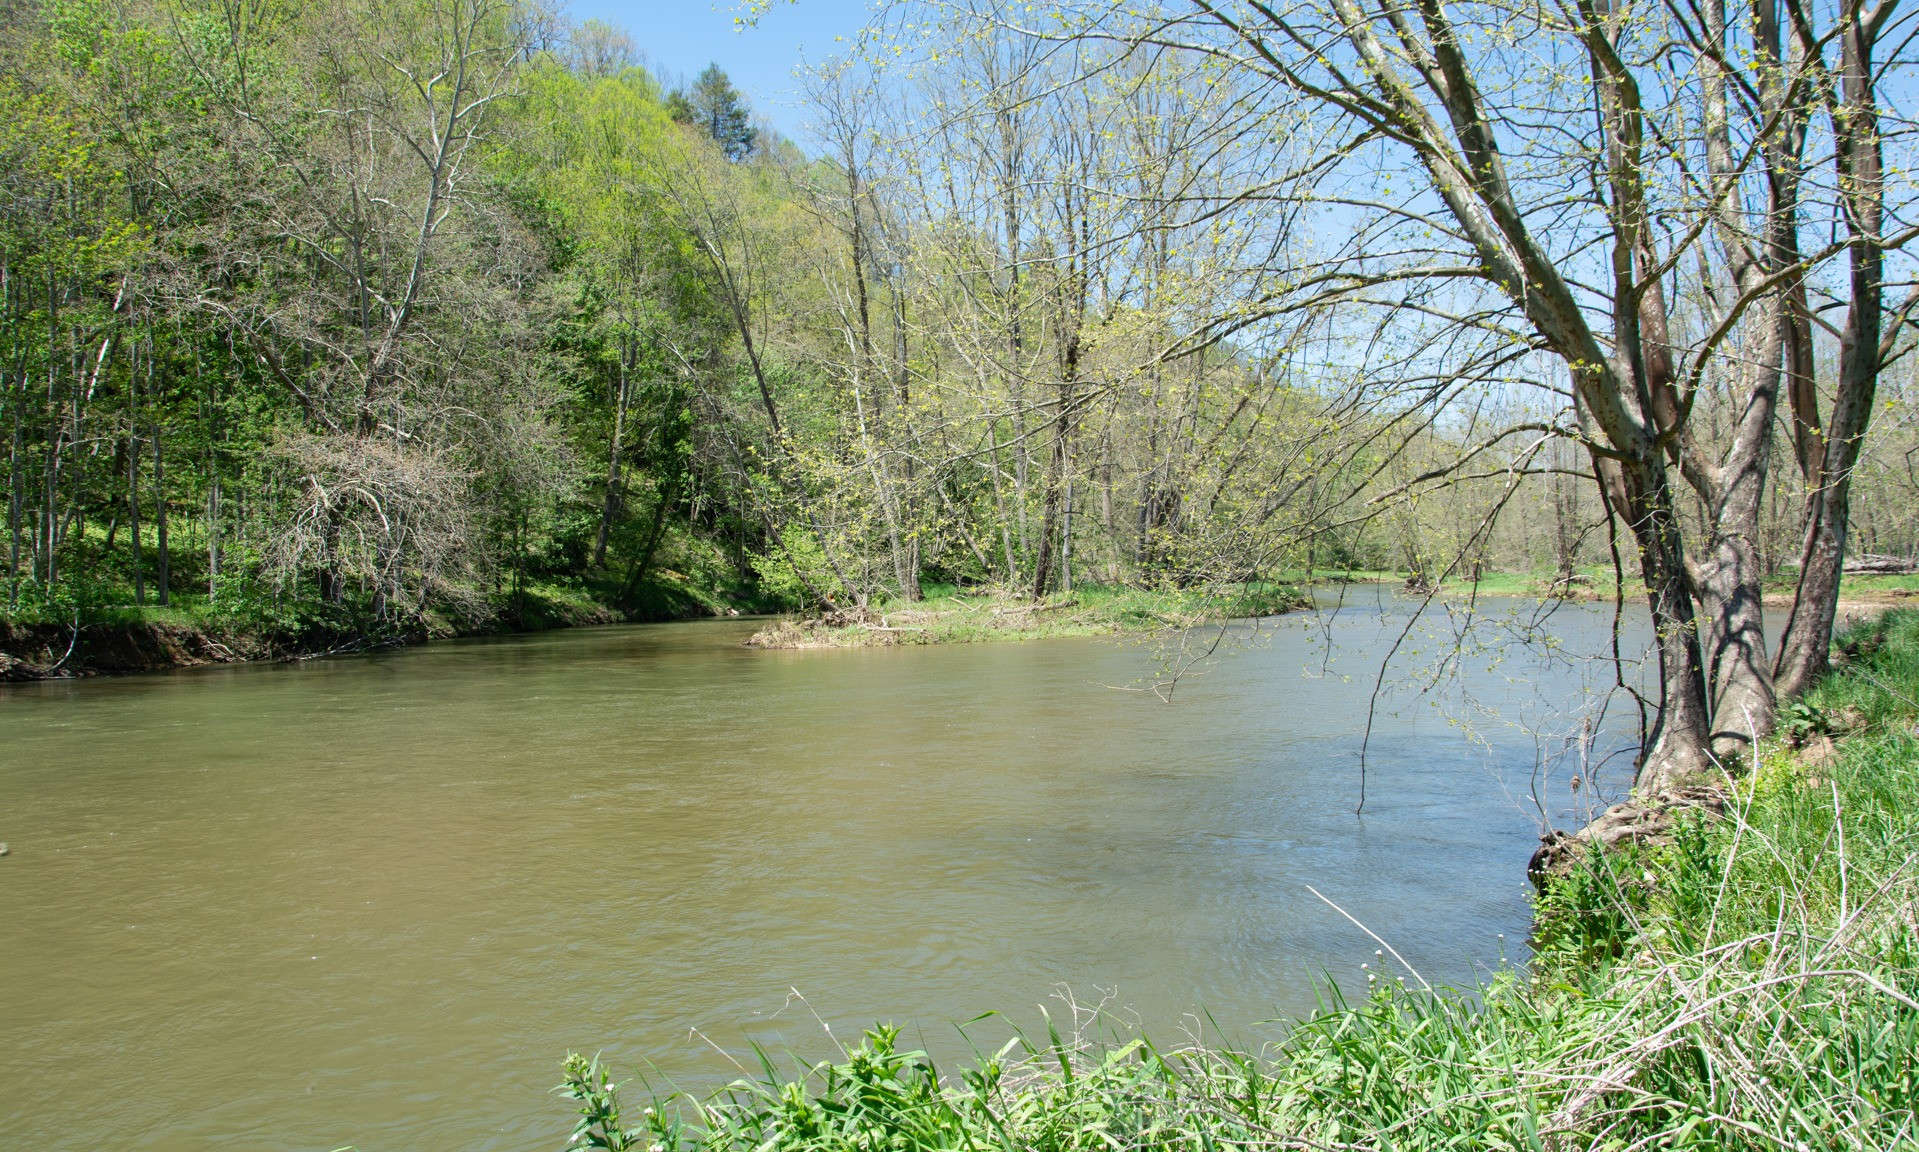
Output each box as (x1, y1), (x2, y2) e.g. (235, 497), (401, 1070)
(1, 591), (1640, 1150)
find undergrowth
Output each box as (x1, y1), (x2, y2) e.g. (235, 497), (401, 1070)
(562, 611), (1919, 1149)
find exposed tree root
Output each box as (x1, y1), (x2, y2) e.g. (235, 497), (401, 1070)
(1529, 782), (1730, 888)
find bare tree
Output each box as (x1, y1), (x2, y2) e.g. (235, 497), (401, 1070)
(177, 0), (537, 611)
(567, 18), (636, 78)
(1774, 0), (1919, 696)
(931, 0), (1865, 787)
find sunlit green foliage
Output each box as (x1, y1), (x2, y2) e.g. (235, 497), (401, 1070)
(0, 0), (1697, 658)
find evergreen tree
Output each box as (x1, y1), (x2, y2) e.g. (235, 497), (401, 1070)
(673, 63), (755, 162)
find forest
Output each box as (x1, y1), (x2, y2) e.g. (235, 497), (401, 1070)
(4, 0), (1919, 788)
(1, 0), (1375, 644)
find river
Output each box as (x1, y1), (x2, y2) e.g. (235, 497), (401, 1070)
(1, 590), (1644, 1150)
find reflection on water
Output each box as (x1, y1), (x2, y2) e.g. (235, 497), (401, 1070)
(2, 589), (1641, 1150)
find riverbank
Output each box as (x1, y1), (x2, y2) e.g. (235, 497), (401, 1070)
(0, 593), (602, 681)
(563, 610), (1919, 1150)
(745, 583), (1313, 648)
(1457, 564), (1919, 619)
(0, 576), (743, 681)
(14, 564), (1909, 676)
(748, 568), (1917, 652)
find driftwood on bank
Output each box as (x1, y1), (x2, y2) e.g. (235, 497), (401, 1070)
(1843, 554), (1919, 575)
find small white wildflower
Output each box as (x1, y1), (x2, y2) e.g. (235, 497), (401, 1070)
(650, 1143), (665, 1151)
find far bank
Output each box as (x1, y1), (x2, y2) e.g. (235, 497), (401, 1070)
(744, 582), (1313, 648)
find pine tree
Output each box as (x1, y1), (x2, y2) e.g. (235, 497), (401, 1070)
(674, 63), (755, 162)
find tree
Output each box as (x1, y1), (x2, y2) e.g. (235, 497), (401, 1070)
(803, 60), (925, 600)
(175, 0), (541, 614)
(673, 63), (758, 162)
(923, 0), (1918, 794)
(1773, 0), (1917, 698)
(568, 18), (635, 78)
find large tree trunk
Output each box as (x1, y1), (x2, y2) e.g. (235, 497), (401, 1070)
(1694, 461), (1776, 753)
(1341, 0), (1722, 789)
(1684, 0), (1807, 752)
(1775, 0), (1884, 699)
(1031, 236), (1083, 601)
(1616, 452), (1719, 789)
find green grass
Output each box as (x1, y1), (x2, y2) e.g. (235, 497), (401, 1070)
(1427, 565), (1629, 600)
(1825, 571), (1919, 596)
(562, 612), (1919, 1150)
(745, 582), (1313, 648)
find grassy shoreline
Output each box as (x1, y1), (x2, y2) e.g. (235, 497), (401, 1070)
(748, 567), (1919, 652)
(745, 583), (1314, 649)
(562, 611), (1919, 1150)
(15, 564), (1915, 676)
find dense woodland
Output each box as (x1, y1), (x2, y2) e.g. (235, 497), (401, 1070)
(5, 0), (1919, 790)
(0, 0), (1373, 639)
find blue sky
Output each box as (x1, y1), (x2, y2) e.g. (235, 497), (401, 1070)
(565, 0), (879, 146)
